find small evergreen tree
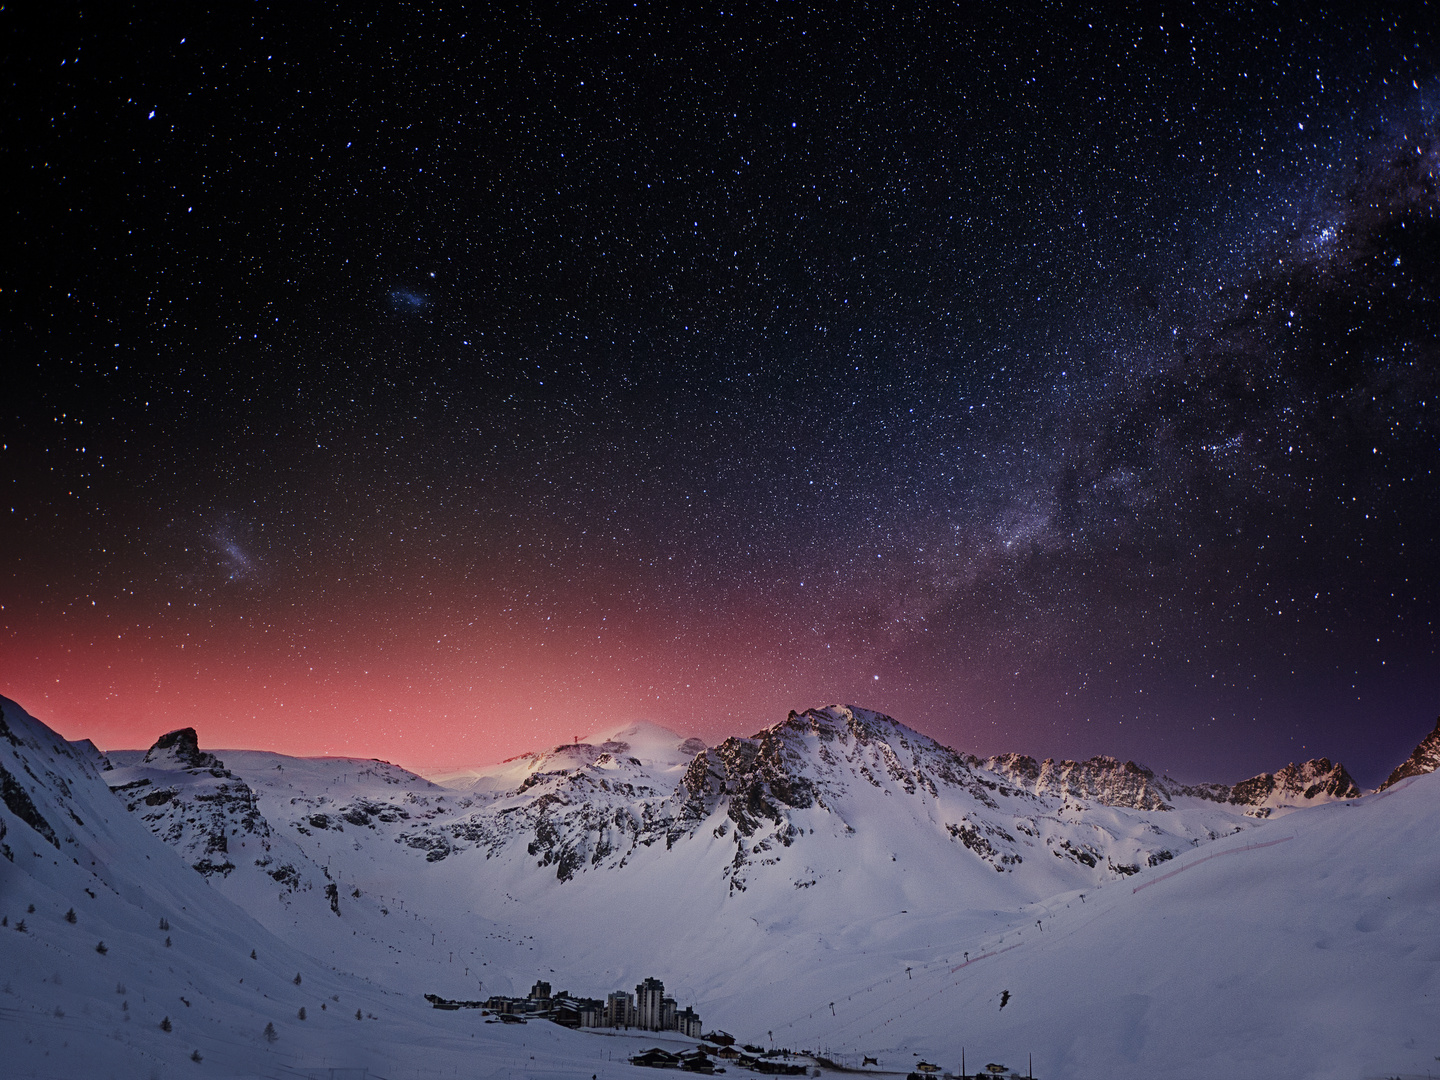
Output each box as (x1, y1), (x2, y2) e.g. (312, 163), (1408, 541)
(159, 917), (170, 931)
(355, 1009), (363, 1021)
(191, 1050), (203, 1063)
(297, 1006), (307, 1020)
(250, 949), (257, 959)
(27, 904), (35, 913)
(15, 920), (26, 933)
(160, 1016), (172, 1032)
(95, 940), (108, 954)
(64, 907), (76, 924)
(165, 937), (172, 947)
(263, 1021), (277, 1042)
(293, 972), (302, 985)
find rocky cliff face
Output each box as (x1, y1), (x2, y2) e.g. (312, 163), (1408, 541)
(982, 753), (1176, 810)
(107, 730), (269, 877)
(431, 741), (685, 876)
(1226, 759), (1360, 814)
(983, 750), (1358, 818)
(1379, 715), (1440, 790)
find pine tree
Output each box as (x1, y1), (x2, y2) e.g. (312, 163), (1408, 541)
(293, 972), (302, 985)
(160, 1016), (172, 1032)
(250, 949), (257, 959)
(64, 907), (76, 923)
(95, 940), (108, 954)
(263, 1021), (277, 1042)
(159, 917), (170, 931)
(297, 1006), (307, 1020)
(355, 1009), (363, 1021)
(191, 1050), (203, 1063)
(165, 937), (172, 947)
(15, 920), (26, 933)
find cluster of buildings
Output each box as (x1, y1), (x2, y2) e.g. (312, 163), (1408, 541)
(483, 977), (703, 1037)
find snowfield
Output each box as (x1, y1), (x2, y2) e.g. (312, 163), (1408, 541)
(2, 696), (1437, 1079)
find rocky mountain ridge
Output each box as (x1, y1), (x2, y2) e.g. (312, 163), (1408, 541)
(1380, 714), (1440, 790)
(980, 751), (1360, 817)
(103, 707), (1329, 908)
(97, 703), (1438, 914)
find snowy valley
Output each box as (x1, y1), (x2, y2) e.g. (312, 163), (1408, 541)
(2, 696), (1438, 1079)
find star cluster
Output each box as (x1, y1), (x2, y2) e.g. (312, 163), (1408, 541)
(3, 4), (1438, 783)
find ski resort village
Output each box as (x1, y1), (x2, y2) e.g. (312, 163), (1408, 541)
(3, 696), (1439, 1078)
(432, 976), (703, 1038)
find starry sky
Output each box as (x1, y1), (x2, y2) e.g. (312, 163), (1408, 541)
(4, 4), (1438, 786)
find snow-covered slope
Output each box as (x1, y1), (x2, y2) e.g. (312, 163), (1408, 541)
(759, 769), (1440, 1080)
(0, 696), (705, 1079)
(12, 694), (1437, 1078)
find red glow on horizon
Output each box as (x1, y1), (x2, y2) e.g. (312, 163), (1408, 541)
(1, 601), (925, 774)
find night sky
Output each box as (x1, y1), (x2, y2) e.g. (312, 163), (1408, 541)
(4, 4), (1438, 785)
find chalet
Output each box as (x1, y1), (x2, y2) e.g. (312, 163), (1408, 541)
(704, 1031), (737, 1047)
(632, 1048), (682, 1069)
(678, 1050), (717, 1073)
(550, 992), (605, 1028)
(737, 1054), (807, 1075)
(423, 993), (484, 1010)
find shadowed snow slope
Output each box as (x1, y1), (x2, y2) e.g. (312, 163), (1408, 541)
(0, 696), (702, 1080)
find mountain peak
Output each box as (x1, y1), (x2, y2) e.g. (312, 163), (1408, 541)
(143, 727), (221, 771)
(1379, 715), (1440, 790)
(577, 720), (704, 764)
(771, 704), (931, 747)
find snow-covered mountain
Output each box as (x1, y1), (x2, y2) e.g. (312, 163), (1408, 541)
(6, 695), (1438, 1078)
(0, 694), (737, 1080)
(137, 706), (1277, 903)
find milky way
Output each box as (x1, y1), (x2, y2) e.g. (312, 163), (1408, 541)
(4, 5), (1437, 783)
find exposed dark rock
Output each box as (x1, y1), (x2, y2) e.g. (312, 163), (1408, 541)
(1228, 759), (1360, 807)
(144, 728), (220, 771)
(1379, 715), (1440, 790)
(0, 761), (60, 848)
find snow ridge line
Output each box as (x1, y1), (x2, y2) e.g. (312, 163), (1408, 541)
(1132, 835), (1294, 894)
(1365, 774), (1419, 802)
